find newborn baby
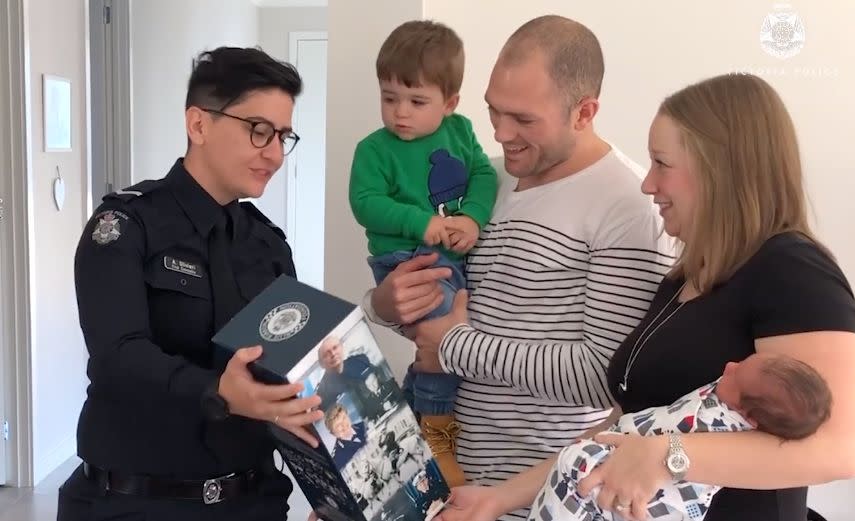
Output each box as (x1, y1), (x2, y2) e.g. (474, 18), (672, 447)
(529, 353), (832, 521)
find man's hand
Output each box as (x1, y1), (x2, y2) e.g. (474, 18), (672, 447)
(218, 346), (323, 447)
(407, 290), (469, 373)
(445, 215), (480, 254)
(371, 252), (452, 325)
(423, 216), (451, 249)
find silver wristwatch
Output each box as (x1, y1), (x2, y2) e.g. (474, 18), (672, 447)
(665, 433), (690, 481)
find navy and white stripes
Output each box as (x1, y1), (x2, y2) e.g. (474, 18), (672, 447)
(436, 150), (675, 520)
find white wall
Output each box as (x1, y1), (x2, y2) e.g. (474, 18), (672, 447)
(254, 6), (327, 232)
(259, 6), (327, 60)
(325, 0), (424, 380)
(130, 0), (259, 182)
(27, 0), (89, 485)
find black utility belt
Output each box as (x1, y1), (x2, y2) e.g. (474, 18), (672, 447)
(82, 462), (261, 504)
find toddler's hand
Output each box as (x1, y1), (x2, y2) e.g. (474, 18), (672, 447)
(445, 215), (479, 253)
(423, 216), (450, 249)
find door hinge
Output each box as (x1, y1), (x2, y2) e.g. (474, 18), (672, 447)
(3, 421), (9, 441)
(106, 182), (113, 195)
(103, 5), (111, 24)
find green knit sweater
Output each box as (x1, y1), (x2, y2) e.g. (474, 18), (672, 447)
(349, 114), (498, 258)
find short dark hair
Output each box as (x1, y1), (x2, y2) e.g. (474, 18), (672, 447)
(376, 20), (464, 99)
(742, 355), (832, 441)
(185, 46), (302, 111)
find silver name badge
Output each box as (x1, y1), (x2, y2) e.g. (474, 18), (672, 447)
(164, 256), (203, 278)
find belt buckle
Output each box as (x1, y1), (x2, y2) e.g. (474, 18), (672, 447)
(202, 478), (222, 505)
(202, 473), (235, 505)
(202, 478), (223, 505)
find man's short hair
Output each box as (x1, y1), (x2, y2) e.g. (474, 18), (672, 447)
(502, 15), (604, 108)
(376, 20), (464, 99)
(185, 46), (302, 111)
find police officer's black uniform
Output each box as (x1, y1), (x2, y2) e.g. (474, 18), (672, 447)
(58, 158), (296, 521)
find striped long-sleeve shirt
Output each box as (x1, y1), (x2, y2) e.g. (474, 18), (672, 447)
(437, 148), (676, 520)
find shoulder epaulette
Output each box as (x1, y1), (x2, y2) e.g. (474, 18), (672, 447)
(103, 179), (163, 203)
(240, 201), (287, 242)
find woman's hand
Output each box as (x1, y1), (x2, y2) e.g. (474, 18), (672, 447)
(218, 346), (323, 447)
(577, 433), (671, 521)
(433, 485), (505, 521)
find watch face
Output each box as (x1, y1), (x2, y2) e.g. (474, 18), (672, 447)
(667, 453), (689, 472)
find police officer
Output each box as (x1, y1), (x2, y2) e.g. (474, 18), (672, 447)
(57, 46), (323, 521)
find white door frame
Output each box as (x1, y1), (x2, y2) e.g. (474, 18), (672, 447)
(89, 0), (132, 206)
(0, 0), (36, 487)
(287, 31), (327, 288)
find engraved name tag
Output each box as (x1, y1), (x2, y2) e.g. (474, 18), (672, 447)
(164, 256), (203, 278)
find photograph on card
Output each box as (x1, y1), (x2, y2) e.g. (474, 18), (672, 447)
(294, 318), (450, 521)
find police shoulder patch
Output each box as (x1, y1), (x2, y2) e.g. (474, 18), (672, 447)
(91, 210), (130, 245)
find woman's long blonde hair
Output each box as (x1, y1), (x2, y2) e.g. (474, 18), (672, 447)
(659, 73), (827, 293)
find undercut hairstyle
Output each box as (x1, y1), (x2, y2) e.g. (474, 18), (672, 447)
(185, 46), (302, 111)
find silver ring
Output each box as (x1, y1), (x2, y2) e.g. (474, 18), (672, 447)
(615, 502), (630, 511)
(273, 415), (280, 424)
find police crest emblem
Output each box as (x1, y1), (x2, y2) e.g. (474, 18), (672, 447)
(91, 210), (125, 245)
(760, 4), (806, 59)
(259, 302), (310, 342)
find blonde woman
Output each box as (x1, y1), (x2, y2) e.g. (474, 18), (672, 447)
(435, 73), (855, 521)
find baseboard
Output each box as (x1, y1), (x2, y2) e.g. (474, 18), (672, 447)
(33, 433), (76, 486)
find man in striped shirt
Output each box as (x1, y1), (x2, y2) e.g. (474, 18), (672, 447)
(365, 15), (675, 520)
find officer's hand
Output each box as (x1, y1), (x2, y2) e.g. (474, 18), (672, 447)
(218, 346), (323, 447)
(371, 253), (451, 325)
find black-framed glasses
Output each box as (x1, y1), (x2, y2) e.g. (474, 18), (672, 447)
(202, 108), (300, 155)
